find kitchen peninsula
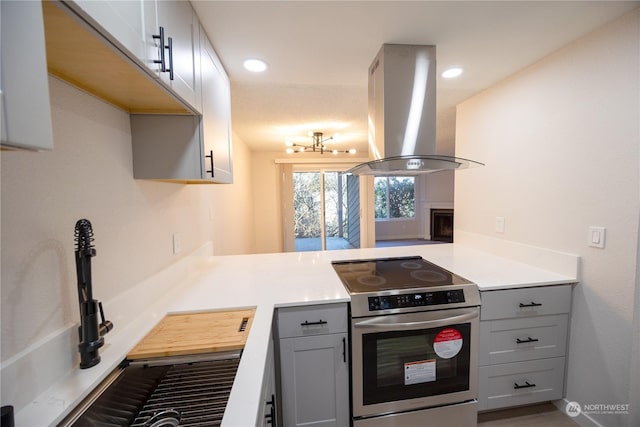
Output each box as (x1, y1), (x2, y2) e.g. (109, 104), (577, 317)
(13, 237), (579, 426)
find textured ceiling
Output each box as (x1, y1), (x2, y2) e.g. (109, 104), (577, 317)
(191, 1), (639, 155)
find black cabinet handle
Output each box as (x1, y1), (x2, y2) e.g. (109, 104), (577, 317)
(265, 394), (276, 425)
(514, 381), (536, 389)
(342, 337), (346, 363)
(300, 320), (327, 327)
(167, 36), (174, 81)
(205, 150), (214, 177)
(152, 26), (166, 71)
(516, 337), (539, 344)
(519, 302), (542, 308)
(152, 26), (173, 80)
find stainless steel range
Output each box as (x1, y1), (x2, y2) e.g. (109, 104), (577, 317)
(332, 256), (481, 427)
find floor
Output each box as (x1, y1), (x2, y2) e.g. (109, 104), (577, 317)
(294, 236), (356, 251)
(375, 238), (445, 247)
(294, 237), (445, 251)
(478, 403), (578, 427)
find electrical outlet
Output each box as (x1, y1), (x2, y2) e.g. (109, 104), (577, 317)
(173, 233), (183, 254)
(495, 217), (505, 233)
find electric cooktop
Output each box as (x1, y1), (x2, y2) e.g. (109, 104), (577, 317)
(331, 255), (471, 293)
(332, 256), (480, 316)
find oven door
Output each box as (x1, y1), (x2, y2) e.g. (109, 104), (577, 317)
(351, 307), (479, 418)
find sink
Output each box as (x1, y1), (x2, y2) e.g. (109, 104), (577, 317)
(59, 309), (255, 426)
(59, 351), (241, 426)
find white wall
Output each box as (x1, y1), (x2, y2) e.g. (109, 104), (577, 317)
(251, 151), (285, 253)
(455, 9), (639, 427)
(0, 77), (255, 369)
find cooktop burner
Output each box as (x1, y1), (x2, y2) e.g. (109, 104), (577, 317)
(331, 255), (470, 294)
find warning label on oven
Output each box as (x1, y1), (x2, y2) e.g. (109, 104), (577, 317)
(404, 359), (436, 385)
(433, 328), (463, 359)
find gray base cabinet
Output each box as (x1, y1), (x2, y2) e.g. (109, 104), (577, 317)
(478, 285), (572, 411)
(277, 303), (349, 427)
(258, 332), (278, 427)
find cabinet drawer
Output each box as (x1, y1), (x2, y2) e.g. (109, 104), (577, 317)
(478, 357), (565, 411)
(278, 303), (348, 338)
(480, 285), (572, 320)
(479, 315), (568, 365)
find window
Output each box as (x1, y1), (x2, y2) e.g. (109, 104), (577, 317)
(374, 177), (415, 219)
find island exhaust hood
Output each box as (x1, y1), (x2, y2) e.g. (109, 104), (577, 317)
(348, 44), (483, 175)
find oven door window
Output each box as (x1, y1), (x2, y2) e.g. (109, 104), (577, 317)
(361, 323), (471, 405)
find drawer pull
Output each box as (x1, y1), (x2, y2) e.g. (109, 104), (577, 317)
(342, 337), (346, 363)
(516, 337), (539, 344)
(513, 381), (537, 389)
(519, 302), (542, 308)
(300, 320), (328, 327)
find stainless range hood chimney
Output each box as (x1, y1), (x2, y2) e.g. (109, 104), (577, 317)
(348, 44), (483, 175)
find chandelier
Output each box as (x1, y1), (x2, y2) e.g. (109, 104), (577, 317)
(285, 132), (356, 155)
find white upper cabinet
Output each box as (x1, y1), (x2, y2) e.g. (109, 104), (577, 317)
(130, 27), (233, 184)
(144, 0), (199, 109)
(199, 27), (233, 183)
(72, 0), (146, 61)
(68, 0), (199, 112)
(1, 1), (53, 150)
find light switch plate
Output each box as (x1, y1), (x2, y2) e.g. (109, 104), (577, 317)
(588, 226), (606, 249)
(495, 217), (505, 233)
(173, 232), (183, 254)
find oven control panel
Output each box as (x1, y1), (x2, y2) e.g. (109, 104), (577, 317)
(368, 289), (466, 311)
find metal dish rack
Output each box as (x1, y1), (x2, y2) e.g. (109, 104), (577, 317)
(59, 351), (241, 427)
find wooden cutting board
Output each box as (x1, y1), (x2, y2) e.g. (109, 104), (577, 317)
(127, 308), (255, 360)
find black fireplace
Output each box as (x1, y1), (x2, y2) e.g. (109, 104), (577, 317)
(430, 209), (454, 243)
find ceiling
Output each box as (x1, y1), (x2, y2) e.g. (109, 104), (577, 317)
(192, 1), (638, 155)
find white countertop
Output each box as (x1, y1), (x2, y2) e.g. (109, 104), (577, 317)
(167, 244), (578, 426)
(16, 242), (578, 426)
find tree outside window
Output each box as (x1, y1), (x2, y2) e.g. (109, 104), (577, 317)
(374, 177), (415, 219)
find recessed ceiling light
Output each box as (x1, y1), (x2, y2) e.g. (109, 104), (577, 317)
(442, 67), (463, 79)
(243, 58), (268, 73)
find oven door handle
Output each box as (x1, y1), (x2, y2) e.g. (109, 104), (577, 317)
(352, 310), (478, 331)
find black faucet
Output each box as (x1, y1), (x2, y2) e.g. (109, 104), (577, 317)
(75, 219), (113, 369)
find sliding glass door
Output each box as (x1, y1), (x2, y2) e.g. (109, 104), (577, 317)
(293, 170), (359, 251)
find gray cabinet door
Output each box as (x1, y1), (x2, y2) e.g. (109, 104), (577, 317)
(72, 0), (146, 61)
(199, 29), (233, 183)
(258, 333), (278, 427)
(280, 333), (349, 427)
(153, 0), (198, 108)
(1, 1), (53, 150)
